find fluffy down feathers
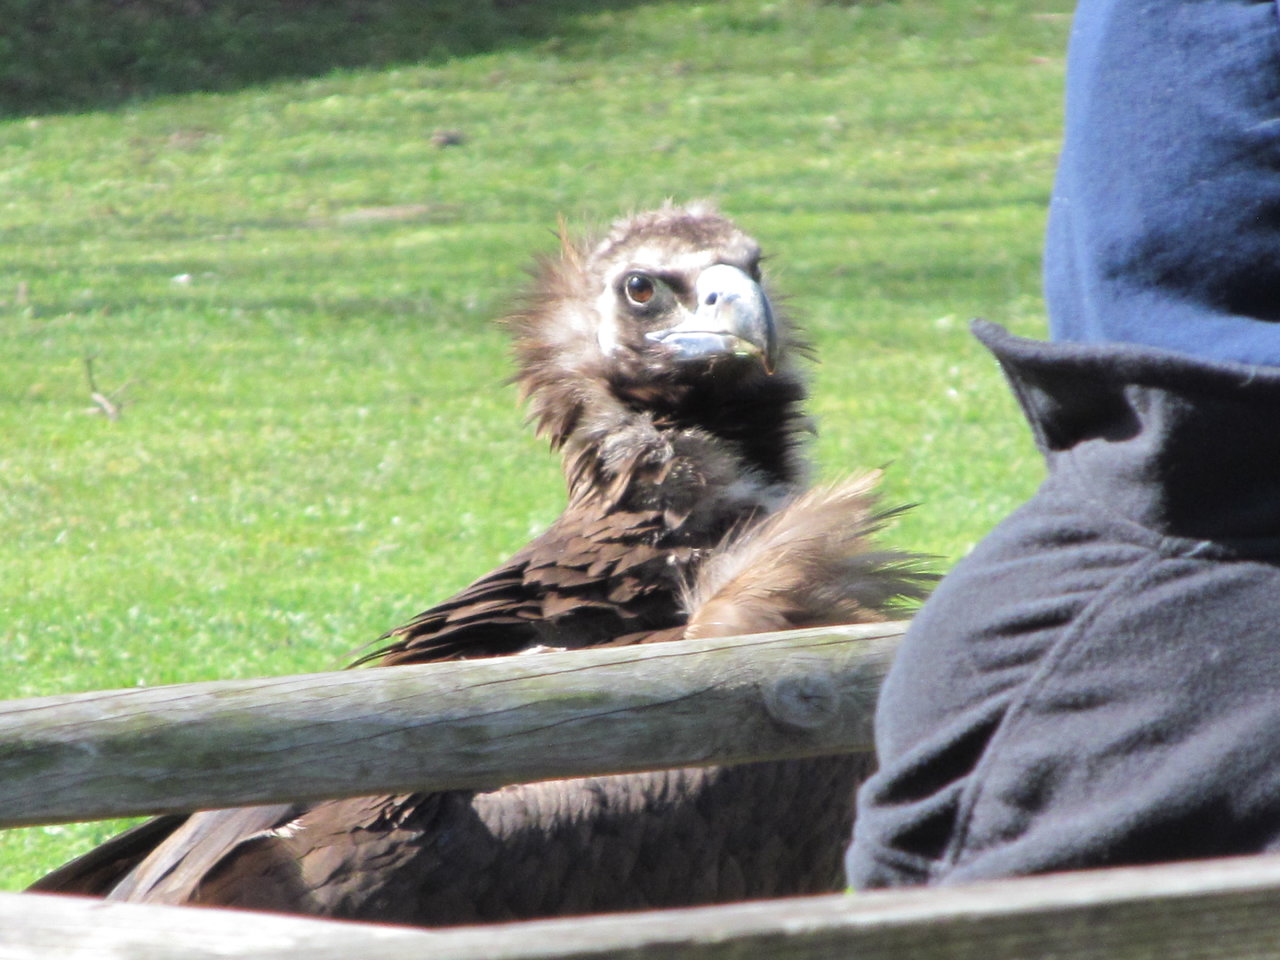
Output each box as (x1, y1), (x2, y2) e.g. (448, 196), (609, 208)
(685, 473), (933, 640)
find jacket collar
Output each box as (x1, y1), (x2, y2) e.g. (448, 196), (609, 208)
(975, 321), (1280, 541)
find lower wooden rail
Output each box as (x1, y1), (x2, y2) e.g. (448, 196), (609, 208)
(7, 853), (1280, 960)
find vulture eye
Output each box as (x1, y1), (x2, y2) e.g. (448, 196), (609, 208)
(623, 273), (656, 306)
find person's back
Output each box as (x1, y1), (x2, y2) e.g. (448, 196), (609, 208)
(848, 0), (1280, 887)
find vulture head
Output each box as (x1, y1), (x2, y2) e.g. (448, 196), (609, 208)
(508, 203), (811, 502)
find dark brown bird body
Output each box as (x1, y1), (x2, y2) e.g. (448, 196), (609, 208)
(33, 205), (927, 924)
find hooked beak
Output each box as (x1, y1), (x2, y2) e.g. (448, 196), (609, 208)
(646, 264), (778, 374)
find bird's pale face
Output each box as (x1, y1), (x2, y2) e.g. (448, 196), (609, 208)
(506, 206), (804, 451)
(591, 242), (778, 377)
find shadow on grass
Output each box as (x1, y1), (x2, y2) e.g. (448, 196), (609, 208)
(0, 0), (652, 118)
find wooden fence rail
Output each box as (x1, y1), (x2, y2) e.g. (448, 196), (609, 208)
(7, 852), (1280, 960)
(0, 622), (903, 828)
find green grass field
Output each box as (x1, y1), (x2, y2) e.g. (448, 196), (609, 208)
(0, 0), (1069, 887)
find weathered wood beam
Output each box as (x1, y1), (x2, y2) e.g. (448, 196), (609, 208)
(0, 622), (903, 828)
(7, 852), (1280, 959)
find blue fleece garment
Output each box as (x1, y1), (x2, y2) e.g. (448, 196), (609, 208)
(848, 0), (1280, 887)
(1045, 0), (1280, 363)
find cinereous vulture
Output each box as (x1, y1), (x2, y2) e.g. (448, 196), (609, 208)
(33, 203), (930, 925)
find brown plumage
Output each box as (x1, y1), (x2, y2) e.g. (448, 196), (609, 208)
(32, 204), (930, 924)
(367, 203), (813, 664)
